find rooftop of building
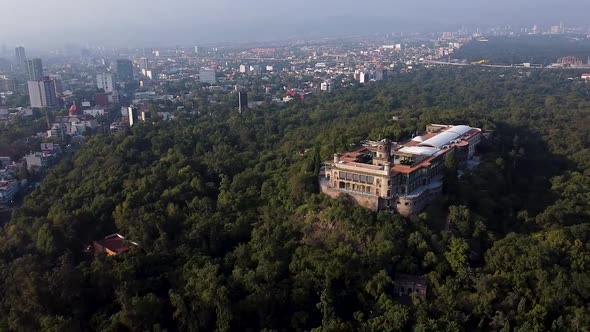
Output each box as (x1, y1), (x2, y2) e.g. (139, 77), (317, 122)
(328, 124), (481, 175)
(93, 234), (138, 255)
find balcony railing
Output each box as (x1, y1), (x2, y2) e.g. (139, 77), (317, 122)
(320, 178), (378, 198)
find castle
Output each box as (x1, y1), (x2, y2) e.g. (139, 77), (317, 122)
(319, 124), (482, 216)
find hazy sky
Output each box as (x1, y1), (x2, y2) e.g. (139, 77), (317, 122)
(1, 0), (589, 48)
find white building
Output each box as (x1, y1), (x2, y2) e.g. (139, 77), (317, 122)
(83, 108), (106, 117)
(28, 79), (57, 108)
(359, 72), (368, 84)
(25, 152), (49, 171)
(97, 73), (114, 93)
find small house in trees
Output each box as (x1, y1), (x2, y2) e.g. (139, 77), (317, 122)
(393, 274), (427, 299)
(93, 233), (138, 256)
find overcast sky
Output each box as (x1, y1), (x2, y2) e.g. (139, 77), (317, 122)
(1, 0), (588, 48)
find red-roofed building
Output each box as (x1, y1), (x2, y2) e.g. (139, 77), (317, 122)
(319, 124), (482, 215)
(68, 102), (79, 116)
(93, 234), (138, 256)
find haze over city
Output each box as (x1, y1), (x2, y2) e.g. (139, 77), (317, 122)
(0, 0), (590, 330)
(2, 0), (590, 47)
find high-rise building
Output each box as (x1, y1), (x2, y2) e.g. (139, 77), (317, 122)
(116, 59), (134, 82)
(238, 91), (248, 114)
(128, 107), (139, 127)
(27, 77), (58, 108)
(359, 71), (368, 83)
(145, 70), (156, 80)
(199, 68), (216, 84)
(194, 45), (199, 54)
(15, 46), (26, 64)
(139, 57), (149, 76)
(27, 58), (43, 81)
(97, 73), (114, 92)
(239, 64), (249, 74)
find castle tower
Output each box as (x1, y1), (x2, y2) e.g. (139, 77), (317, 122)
(373, 139), (391, 166)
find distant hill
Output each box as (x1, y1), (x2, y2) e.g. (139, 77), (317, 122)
(453, 35), (590, 65)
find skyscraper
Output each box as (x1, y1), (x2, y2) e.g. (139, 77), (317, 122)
(27, 58), (43, 81)
(359, 71), (368, 84)
(128, 107), (139, 126)
(238, 91), (248, 114)
(139, 57), (149, 76)
(97, 73), (114, 92)
(116, 59), (134, 82)
(27, 77), (57, 108)
(15, 46), (26, 64)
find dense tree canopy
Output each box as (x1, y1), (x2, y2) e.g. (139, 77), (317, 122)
(0, 67), (589, 331)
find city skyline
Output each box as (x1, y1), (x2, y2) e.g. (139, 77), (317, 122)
(1, 0), (589, 48)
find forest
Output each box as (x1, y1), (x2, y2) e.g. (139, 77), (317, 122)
(0, 67), (589, 331)
(453, 35), (590, 65)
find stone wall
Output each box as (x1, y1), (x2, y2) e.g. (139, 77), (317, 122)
(320, 183), (379, 210)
